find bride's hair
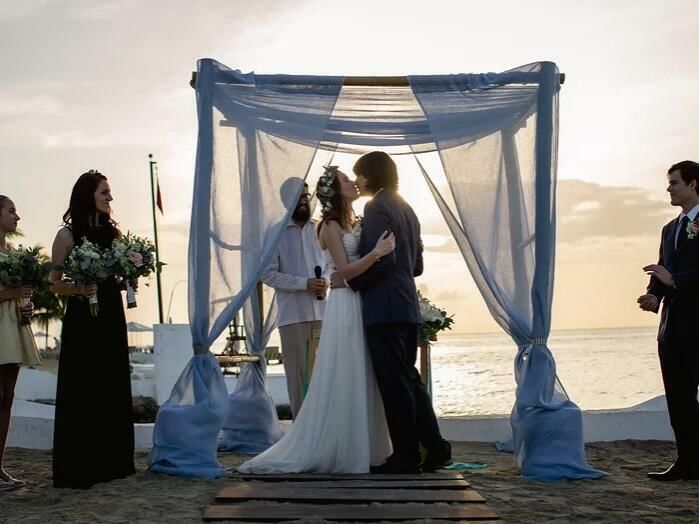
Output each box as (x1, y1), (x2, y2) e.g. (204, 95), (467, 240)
(316, 166), (354, 236)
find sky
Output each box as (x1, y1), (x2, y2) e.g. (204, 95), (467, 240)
(1, 0), (698, 338)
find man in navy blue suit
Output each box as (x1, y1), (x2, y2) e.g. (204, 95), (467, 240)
(333, 151), (451, 473)
(639, 160), (699, 481)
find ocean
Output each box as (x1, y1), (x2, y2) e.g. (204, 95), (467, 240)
(430, 327), (664, 416)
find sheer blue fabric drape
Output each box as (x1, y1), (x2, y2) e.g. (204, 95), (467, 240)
(410, 63), (605, 480)
(149, 59), (343, 477)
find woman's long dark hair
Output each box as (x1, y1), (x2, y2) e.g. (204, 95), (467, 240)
(316, 174), (354, 237)
(62, 170), (119, 242)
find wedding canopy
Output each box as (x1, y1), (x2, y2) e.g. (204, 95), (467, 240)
(148, 58), (605, 481)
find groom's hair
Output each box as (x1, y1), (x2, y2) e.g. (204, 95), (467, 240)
(669, 160), (699, 195)
(353, 151), (398, 194)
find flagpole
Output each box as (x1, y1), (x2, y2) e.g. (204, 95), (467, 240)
(149, 153), (164, 324)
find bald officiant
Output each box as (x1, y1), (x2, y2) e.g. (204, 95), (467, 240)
(262, 179), (330, 418)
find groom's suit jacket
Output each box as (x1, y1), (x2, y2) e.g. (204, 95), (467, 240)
(648, 216), (699, 347)
(348, 188), (423, 327)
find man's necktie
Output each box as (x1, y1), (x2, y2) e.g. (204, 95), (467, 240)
(676, 215), (690, 251)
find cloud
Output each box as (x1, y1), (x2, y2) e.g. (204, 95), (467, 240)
(557, 180), (673, 243)
(0, 92), (63, 117)
(418, 179), (674, 255)
(0, 0), (51, 18)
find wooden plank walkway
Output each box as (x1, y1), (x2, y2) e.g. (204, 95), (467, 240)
(234, 472), (465, 482)
(243, 479), (470, 489)
(205, 472), (499, 522)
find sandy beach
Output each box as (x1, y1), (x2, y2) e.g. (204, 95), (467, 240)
(2, 440), (697, 523)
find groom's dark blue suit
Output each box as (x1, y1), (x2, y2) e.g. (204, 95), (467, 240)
(648, 214), (699, 473)
(348, 188), (444, 468)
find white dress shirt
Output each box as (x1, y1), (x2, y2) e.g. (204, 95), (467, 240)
(674, 203), (699, 248)
(261, 219), (331, 328)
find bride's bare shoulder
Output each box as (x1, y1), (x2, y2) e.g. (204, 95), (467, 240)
(319, 220), (344, 249)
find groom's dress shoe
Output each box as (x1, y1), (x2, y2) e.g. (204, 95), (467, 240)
(647, 462), (699, 481)
(421, 440), (452, 472)
(370, 456), (421, 474)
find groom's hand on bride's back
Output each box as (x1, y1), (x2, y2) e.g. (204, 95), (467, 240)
(329, 272), (346, 289)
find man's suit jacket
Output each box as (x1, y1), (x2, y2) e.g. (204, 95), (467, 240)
(348, 189), (423, 327)
(648, 216), (699, 347)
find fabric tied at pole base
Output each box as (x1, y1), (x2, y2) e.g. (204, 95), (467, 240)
(218, 360), (284, 454)
(193, 344), (210, 355)
(148, 352), (230, 479)
(510, 343), (608, 481)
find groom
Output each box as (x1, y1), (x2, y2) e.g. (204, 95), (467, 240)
(333, 151), (451, 474)
(639, 160), (699, 481)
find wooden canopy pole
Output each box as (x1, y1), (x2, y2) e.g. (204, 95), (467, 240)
(189, 71), (565, 88)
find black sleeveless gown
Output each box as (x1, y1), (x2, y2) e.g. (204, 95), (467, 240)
(52, 225), (135, 489)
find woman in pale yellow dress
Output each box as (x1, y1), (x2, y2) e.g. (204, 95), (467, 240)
(0, 195), (40, 492)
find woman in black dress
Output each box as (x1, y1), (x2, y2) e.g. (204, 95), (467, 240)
(49, 170), (135, 489)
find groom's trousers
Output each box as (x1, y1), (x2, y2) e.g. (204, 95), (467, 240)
(366, 322), (443, 465)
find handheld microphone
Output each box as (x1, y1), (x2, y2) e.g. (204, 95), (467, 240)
(314, 265), (323, 300)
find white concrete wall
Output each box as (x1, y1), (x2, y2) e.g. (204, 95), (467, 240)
(16, 366), (156, 401)
(153, 323), (195, 404)
(15, 368), (57, 401)
(9, 401), (675, 452)
(8, 401), (154, 451)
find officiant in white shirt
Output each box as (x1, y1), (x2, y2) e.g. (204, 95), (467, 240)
(262, 181), (330, 418)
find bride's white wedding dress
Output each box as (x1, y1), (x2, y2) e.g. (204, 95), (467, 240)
(238, 233), (391, 474)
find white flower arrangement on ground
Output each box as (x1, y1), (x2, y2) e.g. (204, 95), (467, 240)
(0, 246), (51, 325)
(417, 290), (454, 345)
(63, 239), (116, 317)
(111, 233), (160, 309)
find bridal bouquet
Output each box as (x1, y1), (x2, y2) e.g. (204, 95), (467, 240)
(417, 290), (454, 345)
(63, 239), (116, 317)
(111, 233), (159, 308)
(0, 246), (51, 325)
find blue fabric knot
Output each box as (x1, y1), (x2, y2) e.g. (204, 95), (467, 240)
(193, 344), (209, 355)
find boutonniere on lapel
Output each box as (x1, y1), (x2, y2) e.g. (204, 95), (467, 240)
(686, 217), (699, 240)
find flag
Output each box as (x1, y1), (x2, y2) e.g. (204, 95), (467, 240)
(156, 177), (164, 215)
(153, 162), (164, 215)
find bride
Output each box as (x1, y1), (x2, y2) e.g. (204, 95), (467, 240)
(237, 166), (395, 474)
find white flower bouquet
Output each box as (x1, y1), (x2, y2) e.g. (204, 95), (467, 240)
(111, 233), (158, 308)
(417, 290), (454, 345)
(63, 239), (116, 317)
(0, 246), (51, 325)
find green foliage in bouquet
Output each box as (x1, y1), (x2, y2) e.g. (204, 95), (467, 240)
(0, 245), (52, 288)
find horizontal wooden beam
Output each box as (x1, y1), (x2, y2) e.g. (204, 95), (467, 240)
(189, 71), (565, 88)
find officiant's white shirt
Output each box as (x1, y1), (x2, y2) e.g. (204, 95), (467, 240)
(261, 219), (330, 327)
